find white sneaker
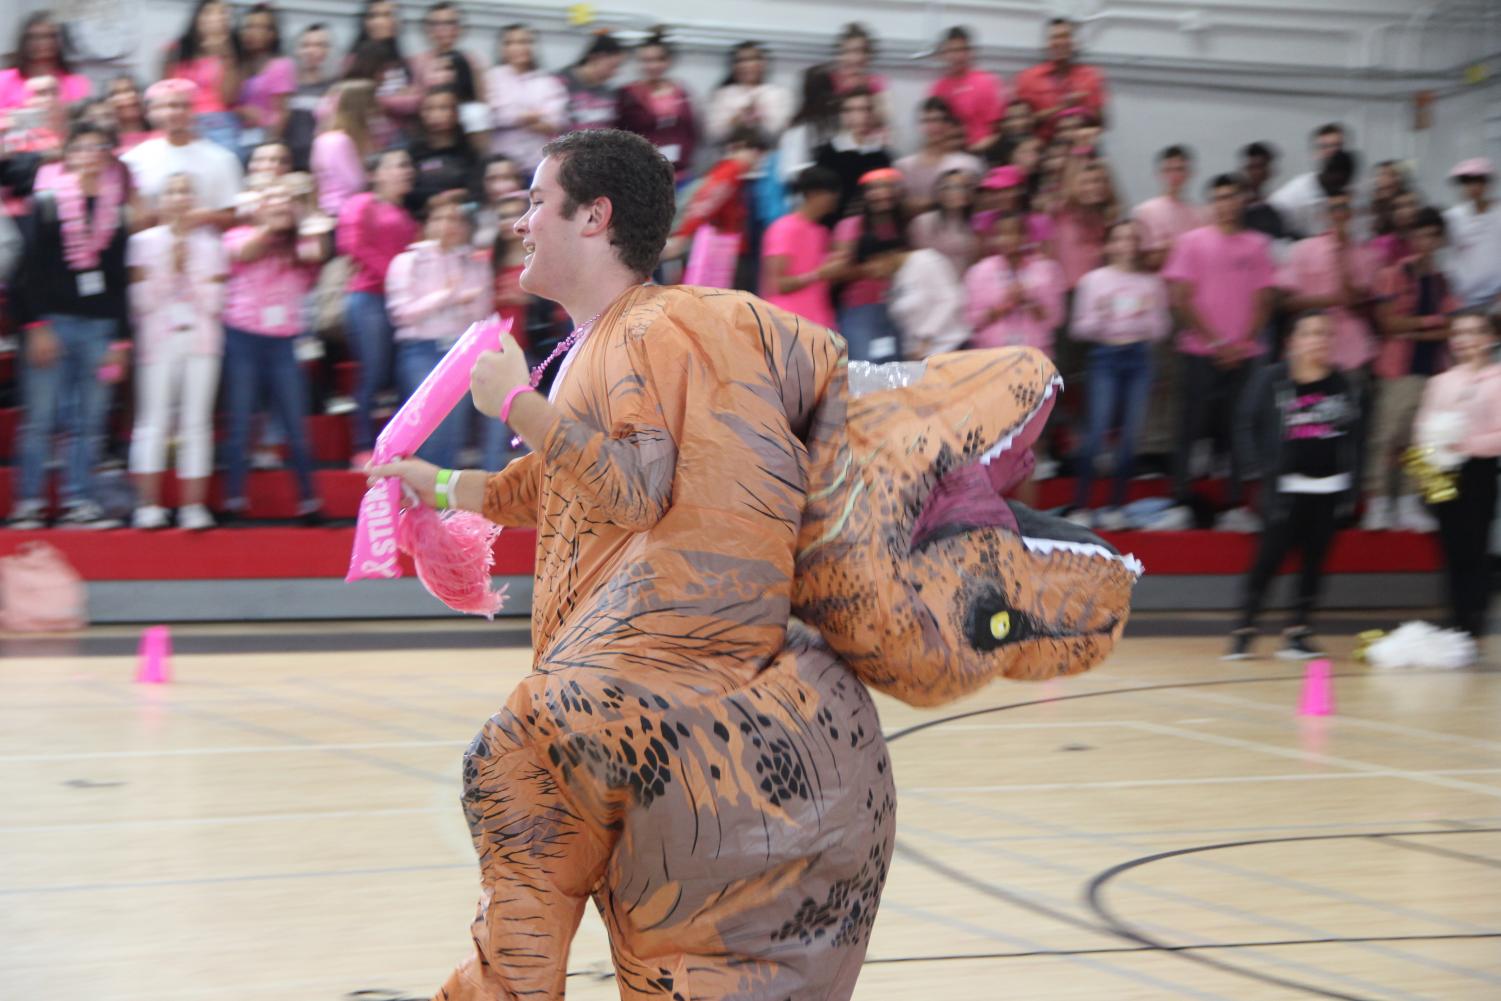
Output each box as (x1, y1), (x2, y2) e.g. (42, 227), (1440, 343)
(55, 501), (122, 530)
(1216, 506), (1262, 533)
(1395, 494), (1438, 533)
(1361, 495), (1392, 531)
(177, 504), (216, 531)
(1065, 508), (1094, 530)
(132, 505), (169, 530)
(7, 499), (47, 530)
(1096, 507), (1127, 532)
(1144, 504), (1193, 531)
(324, 395), (356, 415)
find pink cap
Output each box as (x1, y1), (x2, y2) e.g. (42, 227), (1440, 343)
(145, 77), (199, 104)
(1450, 157), (1494, 179)
(979, 165), (1024, 191)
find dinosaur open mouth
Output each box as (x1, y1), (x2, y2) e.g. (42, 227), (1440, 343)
(909, 375), (1143, 579)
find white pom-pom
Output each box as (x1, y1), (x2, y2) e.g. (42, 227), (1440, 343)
(1366, 621), (1477, 670)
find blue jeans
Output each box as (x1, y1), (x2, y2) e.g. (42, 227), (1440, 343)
(223, 326), (316, 506)
(196, 111), (241, 156)
(837, 302), (899, 364)
(394, 339), (471, 468)
(1072, 341), (1154, 510)
(15, 314), (116, 505)
(344, 291), (395, 452)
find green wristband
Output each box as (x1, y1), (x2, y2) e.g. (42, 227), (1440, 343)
(434, 468), (454, 511)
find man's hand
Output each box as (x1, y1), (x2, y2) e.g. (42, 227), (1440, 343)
(366, 457), (440, 507)
(26, 324), (59, 368)
(471, 330), (532, 418)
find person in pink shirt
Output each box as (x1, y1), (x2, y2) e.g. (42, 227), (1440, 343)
(1414, 311), (1501, 643)
(1014, 18), (1108, 138)
(1368, 187), (1419, 268)
(928, 27), (1007, 150)
(1053, 158), (1115, 290)
(1279, 190), (1379, 372)
(616, 30), (698, 183)
(311, 80), (376, 218)
(0, 13), (92, 111)
(486, 24), (567, 178)
(235, 3), (296, 153)
(1066, 220), (1170, 527)
(385, 194), (493, 467)
(830, 168), (909, 362)
(963, 212), (1064, 354)
(338, 148), (419, 464)
(126, 173), (229, 531)
(162, 0), (243, 153)
(1132, 145), (1205, 272)
(963, 210), (1064, 505)
(1155, 173), (1277, 531)
(342, 0), (421, 142)
(1133, 144), (1207, 469)
(908, 167), (981, 280)
(760, 166), (845, 328)
(222, 181), (329, 522)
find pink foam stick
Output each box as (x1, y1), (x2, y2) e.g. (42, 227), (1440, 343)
(346, 314), (511, 583)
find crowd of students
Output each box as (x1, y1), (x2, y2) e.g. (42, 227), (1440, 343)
(0, 7), (1497, 649)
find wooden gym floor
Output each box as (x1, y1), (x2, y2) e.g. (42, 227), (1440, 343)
(2, 622), (1499, 1001)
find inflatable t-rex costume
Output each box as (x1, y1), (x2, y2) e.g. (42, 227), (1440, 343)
(438, 285), (1137, 1001)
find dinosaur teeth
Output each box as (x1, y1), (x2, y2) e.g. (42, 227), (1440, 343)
(979, 375), (1064, 467)
(1020, 536), (1145, 578)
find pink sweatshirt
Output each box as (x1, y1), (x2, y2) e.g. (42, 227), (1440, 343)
(311, 130), (366, 218)
(963, 253), (1065, 354)
(337, 192), (419, 296)
(1415, 363), (1501, 459)
(1069, 265), (1171, 346)
(126, 225), (229, 362)
(223, 226), (321, 337)
(385, 241), (494, 344)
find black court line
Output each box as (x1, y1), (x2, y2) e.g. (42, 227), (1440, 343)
(882, 675), (1501, 1000)
(1375, 835), (1501, 871)
(860, 932), (1501, 964)
(1083, 829), (1501, 1001)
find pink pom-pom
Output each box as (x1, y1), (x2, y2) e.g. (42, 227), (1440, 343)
(396, 505), (509, 618)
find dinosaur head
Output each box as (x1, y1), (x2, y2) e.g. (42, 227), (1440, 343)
(794, 347), (1140, 707)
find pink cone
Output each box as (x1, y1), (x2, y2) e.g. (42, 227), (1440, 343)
(135, 625), (172, 684)
(1298, 658), (1333, 716)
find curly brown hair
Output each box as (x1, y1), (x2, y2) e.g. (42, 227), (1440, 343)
(542, 129), (675, 278)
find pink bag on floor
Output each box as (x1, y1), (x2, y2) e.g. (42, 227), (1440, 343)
(682, 224), (741, 289)
(0, 542), (86, 632)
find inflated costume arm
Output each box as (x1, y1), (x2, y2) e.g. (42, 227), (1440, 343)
(481, 451), (542, 527)
(511, 323), (687, 533)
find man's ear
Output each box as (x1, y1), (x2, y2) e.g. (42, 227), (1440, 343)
(580, 196), (614, 238)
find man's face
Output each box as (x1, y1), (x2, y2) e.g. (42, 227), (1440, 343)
(1210, 184), (1244, 227)
(516, 156), (590, 298)
(158, 92), (194, 135)
(1314, 130), (1343, 165)
(426, 7), (461, 50)
(939, 38), (971, 75)
(1243, 154), (1272, 191)
(1412, 224), (1445, 258)
(1159, 155), (1189, 195)
(298, 29), (331, 75)
(1047, 22), (1074, 63)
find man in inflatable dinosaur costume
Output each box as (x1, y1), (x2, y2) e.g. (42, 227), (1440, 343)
(376, 131), (1138, 1001)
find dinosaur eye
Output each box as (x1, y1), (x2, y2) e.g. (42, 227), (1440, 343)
(967, 590), (1030, 652)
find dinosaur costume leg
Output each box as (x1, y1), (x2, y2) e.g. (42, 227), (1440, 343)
(437, 626), (894, 1001)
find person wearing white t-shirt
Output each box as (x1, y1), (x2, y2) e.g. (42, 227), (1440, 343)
(122, 77), (243, 230)
(1443, 158), (1501, 312)
(1269, 122), (1345, 240)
